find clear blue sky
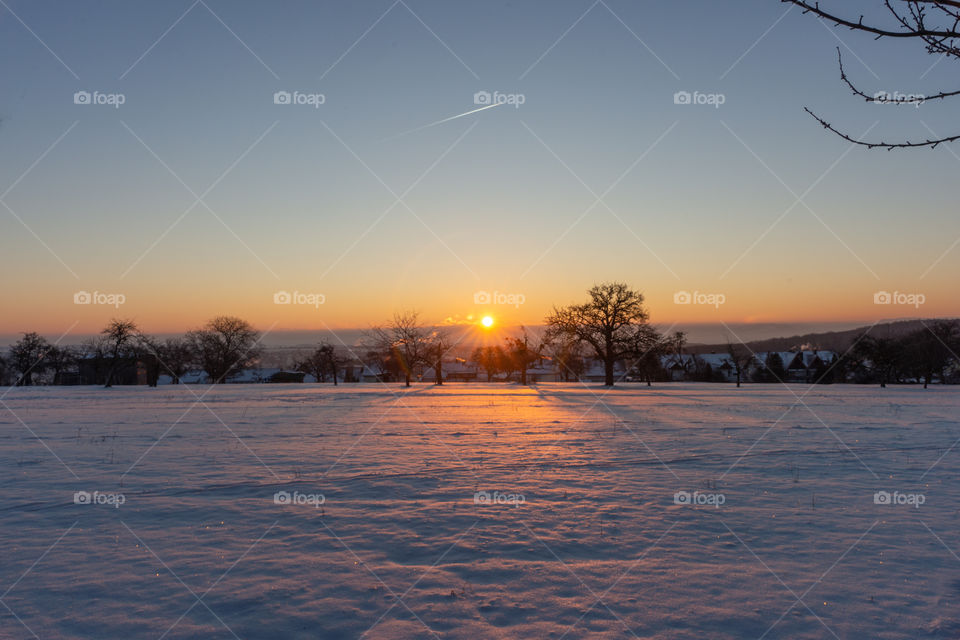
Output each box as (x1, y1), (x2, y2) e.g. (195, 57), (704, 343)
(1, 0), (957, 340)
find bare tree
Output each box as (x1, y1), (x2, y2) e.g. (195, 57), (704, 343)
(472, 345), (506, 382)
(368, 312), (429, 387)
(671, 331), (687, 358)
(852, 334), (905, 387)
(156, 337), (194, 384)
(785, 0), (960, 148)
(427, 327), (453, 386)
(905, 320), (959, 387)
(186, 316), (261, 383)
(725, 341), (755, 388)
(545, 282), (651, 386)
(296, 341), (344, 385)
(44, 345), (76, 385)
(101, 319), (140, 388)
(505, 328), (540, 385)
(8, 332), (50, 386)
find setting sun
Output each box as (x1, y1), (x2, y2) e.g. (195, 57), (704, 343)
(481, 315), (495, 328)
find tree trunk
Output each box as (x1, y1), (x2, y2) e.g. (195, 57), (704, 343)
(436, 358), (443, 386)
(604, 357), (614, 387)
(405, 372), (411, 387)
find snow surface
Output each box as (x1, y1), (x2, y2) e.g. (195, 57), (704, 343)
(2, 382), (959, 639)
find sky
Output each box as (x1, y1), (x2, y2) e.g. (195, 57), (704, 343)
(1, 0), (957, 344)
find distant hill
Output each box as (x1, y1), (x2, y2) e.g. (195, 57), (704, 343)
(690, 318), (959, 354)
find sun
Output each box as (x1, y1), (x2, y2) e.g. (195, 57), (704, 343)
(481, 315), (495, 328)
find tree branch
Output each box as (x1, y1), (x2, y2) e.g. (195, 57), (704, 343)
(804, 107), (960, 148)
(781, 0), (960, 38)
(835, 47), (960, 102)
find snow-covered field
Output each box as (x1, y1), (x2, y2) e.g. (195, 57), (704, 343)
(2, 383), (959, 639)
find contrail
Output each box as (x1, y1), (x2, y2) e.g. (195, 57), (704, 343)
(380, 102), (502, 142)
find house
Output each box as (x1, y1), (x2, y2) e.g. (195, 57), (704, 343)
(696, 353), (738, 382)
(422, 359), (479, 382)
(357, 364), (389, 383)
(755, 350), (837, 382)
(525, 360), (562, 383)
(579, 359), (628, 383)
(659, 353), (737, 382)
(661, 354), (695, 381)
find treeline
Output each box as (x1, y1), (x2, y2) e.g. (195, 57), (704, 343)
(0, 316), (261, 387)
(837, 321), (960, 388)
(2, 284), (958, 389)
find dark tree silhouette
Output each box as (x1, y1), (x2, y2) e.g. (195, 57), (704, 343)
(428, 327), (453, 386)
(156, 337), (194, 384)
(505, 328), (540, 385)
(101, 319), (140, 388)
(8, 332), (50, 386)
(44, 345), (76, 385)
(472, 345), (507, 382)
(725, 341), (755, 388)
(186, 316), (261, 383)
(545, 282), (651, 386)
(296, 341), (344, 385)
(368, 312), (429, 387)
